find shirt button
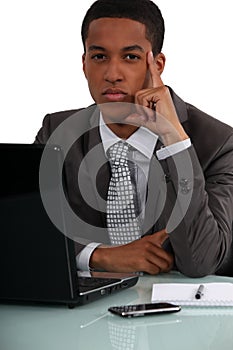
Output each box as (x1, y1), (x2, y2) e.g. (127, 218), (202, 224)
(164, 174), (171, 182)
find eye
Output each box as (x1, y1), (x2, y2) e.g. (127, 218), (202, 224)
(91, 53), (107, 61)
(124, 54), (141, 61)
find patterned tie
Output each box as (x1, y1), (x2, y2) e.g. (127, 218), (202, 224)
(106, 141), (142, 245)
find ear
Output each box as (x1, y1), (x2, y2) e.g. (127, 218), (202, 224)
(82, 53), (87, 78)
(154, 53), (166, 75)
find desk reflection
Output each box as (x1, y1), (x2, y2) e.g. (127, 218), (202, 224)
(1, 274), (233, 350)
(79, 310), (233, 350)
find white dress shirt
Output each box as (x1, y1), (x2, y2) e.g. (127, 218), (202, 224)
(76, 115), (191, 271)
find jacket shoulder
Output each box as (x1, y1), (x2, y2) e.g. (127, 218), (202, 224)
(184, 103), (233, 168)
(45, 108), (85, 125)
(35, 107), (89, 144)
(186, 103), (233, 136)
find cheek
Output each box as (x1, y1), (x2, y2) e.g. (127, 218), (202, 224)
(87, 78), (103, 103)
(130, 69), (149, 91)
(84, 69), (98, 91)
(86, 67), (102, 86)
(128, 61), (148, 82)
(87, 80), (97, 97)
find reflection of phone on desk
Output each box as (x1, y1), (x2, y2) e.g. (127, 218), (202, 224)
(108, 302), (181, 317)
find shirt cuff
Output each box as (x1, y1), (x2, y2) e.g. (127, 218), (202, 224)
(76, 242), (102, 271)
(156, 138), (191, 160)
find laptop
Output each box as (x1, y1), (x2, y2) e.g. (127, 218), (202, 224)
(0, 143), (138, 308)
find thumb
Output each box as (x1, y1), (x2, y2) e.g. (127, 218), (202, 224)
(125, 102), (156, 127)
(154, 229), (169, 245)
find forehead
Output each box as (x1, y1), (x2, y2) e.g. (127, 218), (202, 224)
(85, 18), (150, 50)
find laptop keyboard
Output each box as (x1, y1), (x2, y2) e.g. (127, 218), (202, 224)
(78, 277), (120, 292)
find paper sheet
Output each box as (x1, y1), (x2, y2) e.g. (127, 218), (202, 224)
(151, 283), (233, 306)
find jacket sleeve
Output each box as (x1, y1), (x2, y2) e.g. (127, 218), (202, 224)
(163, 134), (233, 277)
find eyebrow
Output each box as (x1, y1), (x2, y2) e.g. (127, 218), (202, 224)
(87, 45), (145, 53)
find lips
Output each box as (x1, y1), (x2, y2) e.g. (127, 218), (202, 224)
(102, 88), (127, 102)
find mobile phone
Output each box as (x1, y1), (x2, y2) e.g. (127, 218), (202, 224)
(108, 302), (181, 317)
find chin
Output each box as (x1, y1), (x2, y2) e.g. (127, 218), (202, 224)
(98, 102), (136, 124)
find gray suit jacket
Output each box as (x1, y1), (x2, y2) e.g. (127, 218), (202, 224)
(35, 88), (233, 277)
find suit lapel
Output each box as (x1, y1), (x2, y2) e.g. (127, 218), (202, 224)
(169, 87), (188, 124)
(82, 106), (110, 226)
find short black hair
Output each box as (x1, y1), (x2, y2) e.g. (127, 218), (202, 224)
(81, 0), (165, 56)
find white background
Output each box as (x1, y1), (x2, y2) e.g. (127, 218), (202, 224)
(0, 0), (232, 143)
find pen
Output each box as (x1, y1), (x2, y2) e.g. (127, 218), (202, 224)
(195, 284), (204, 299)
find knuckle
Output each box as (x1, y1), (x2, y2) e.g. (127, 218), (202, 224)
(143, 241), (152, 250)
(163, 86), (170, 98)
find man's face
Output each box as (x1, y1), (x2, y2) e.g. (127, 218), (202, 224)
(82, 18), (154, 120)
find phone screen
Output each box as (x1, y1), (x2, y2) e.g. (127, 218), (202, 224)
(108, 302), (181, 317)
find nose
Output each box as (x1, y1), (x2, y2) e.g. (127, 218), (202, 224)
(104, 59), (123, 83)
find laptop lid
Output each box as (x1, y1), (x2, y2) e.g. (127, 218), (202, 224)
(0, 143), (80, 304)
(0, 144), (138, 307)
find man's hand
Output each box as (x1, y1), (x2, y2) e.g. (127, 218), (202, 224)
(90, 229), (174, 275)
(126, 51), (188, 146)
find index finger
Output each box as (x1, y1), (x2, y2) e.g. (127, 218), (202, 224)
(147, 51), (164, 88)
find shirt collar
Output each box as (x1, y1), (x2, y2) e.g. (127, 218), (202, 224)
(99, 114), (158, 159)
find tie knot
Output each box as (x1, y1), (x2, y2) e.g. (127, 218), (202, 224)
(107, 141), (130, 163)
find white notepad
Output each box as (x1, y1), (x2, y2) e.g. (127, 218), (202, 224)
(151, 283), (233, 306)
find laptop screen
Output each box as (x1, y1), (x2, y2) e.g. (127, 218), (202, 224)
(0, 144), (78, 303)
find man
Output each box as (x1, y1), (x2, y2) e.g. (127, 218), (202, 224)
(35, 0), (233, 277)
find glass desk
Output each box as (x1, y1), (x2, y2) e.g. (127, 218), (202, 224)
(1, 271), (233, 350)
